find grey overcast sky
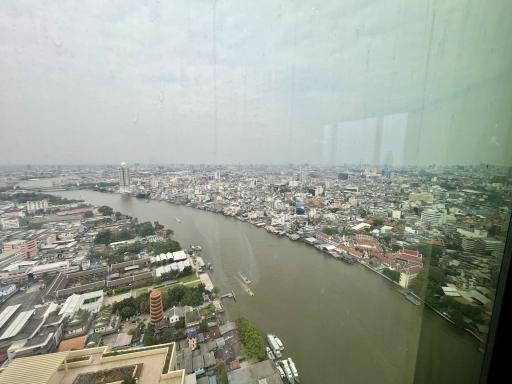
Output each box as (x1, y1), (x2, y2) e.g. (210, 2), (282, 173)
(0, 0), (511, 166)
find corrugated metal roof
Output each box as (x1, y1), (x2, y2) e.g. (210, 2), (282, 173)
(0, 309), (34, 340)
(0, 304), (20, 329)
(0, 351), (69, 384)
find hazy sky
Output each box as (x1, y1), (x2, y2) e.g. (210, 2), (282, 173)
(1, 1), (511, 166)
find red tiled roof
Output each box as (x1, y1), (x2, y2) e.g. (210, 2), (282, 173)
(58, 336), (87, 351)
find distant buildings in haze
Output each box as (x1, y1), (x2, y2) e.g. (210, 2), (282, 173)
(119, 162), (131, 194)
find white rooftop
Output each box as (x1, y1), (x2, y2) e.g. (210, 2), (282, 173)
(172, 250), (187, 261)
(31, 261), (69, 273)
(0, 304), (21, 329)
(0, 309), (35, 340)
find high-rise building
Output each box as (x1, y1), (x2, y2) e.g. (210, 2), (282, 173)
(26, 200), (48, 214)
(149, 290), (164, 325)
(0, 342), (183, 383)
(2, 239), (38, 259)
(295, 201), (305, 215)
(420, 209), (446, 226)
(119, 161), (131, 193)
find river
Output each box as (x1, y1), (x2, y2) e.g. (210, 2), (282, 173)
(53, 189), (482, 384)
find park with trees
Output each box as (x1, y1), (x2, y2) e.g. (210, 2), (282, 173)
(236, 317), (266, 361)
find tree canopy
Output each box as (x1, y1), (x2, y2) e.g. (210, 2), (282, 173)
(382, 268), (400, 283)
(146, 239), (181, 254)
(98, 205), (114, 215)
(237, 318), (265, 361)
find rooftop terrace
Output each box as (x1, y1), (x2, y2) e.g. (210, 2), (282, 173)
(0, 343), (185, 384)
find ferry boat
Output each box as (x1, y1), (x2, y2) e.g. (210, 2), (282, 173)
(274, 336), (284, 350)
(266, 347), (275, 360)
(267, 335), (282, 358)
(239, 272), (252, 284)
(277, 366), (286, 380)
(280, 360), (294, 383)
(288, 357), (299, 382)
(239, 280), (254, 296)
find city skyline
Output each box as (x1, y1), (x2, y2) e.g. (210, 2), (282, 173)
(0, 2), (510, 383)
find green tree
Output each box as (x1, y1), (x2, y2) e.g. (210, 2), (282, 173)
(121, 376), (136, 384)
(382, 268), (400, 283)
(94, 229), (113, 244)
(135, 292), (150, 314)
(120, 306), (136, 319)
(428, 266), (446, 285)
(117, 229), (135, 241)
(409, 269), (428, 296)
(178, 266), (193, 278)
(215, 362), (228, 384)
(322, 227), (338, 236)
(160, 328), (175, 343)
(174, 318), (185, 330)
(98, 205), (114, 216)
(143, 324), (156, 346)
(135, 221), (156, 237)
(237, 317), (265, 361)
(199, 319), (208, 333)
(154, 221), (164, 230)
(146, 240), (181, 254)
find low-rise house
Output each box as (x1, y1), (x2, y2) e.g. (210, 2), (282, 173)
(168, 306), (186, 325)
(92, 307), (119, 335)
(64, 309), (92, 338)
(185, 309), (201, 328)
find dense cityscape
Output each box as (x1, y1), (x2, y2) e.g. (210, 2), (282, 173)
(1, 0), (510, 382)
(0, 163), (508, 384)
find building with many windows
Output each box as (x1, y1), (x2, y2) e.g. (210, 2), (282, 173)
(119, 161), (131, 194)
(0, 218), (19, 230)
(420, 209), (446, 226)
(26, 200), (48, 214)
(2, 239), (38, 260)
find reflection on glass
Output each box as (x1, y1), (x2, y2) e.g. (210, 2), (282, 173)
(0, 1), (510, 384)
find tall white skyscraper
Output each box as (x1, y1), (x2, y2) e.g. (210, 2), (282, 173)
(119, 162), (131, 193)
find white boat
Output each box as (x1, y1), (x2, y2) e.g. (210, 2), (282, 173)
(288, 357), (299, 380)
(239, 272), (252, 284)
(281, 360), (294, 383)
(277, 366), (286, 380)
(275, 336), (284, 350)
(267, 335), (282, 358)
(241, 282), (254, 296)
(175, 218), (181, 223)
(266, 347), (275, 360)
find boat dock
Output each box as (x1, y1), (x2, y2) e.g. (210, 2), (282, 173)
(220, 290), (236, 301)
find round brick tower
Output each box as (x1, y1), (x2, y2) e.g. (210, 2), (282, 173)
(149, 290), (164, 325)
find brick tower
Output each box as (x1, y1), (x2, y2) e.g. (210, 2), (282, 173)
(149, 290), (164, 325)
